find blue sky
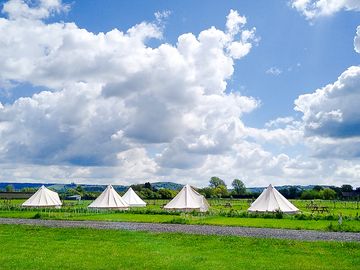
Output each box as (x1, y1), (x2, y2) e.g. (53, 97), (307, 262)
(0, 0), (359, 187)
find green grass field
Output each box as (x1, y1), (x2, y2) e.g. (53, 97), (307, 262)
(1, 198), (359, 232)
(0, 224), (359, 270)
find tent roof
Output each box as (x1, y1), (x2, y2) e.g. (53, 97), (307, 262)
(22, 185), (62, 207)
(122, 187), (146, 207)
(88, 185), (129, 209)
(164, 184), (209, 212)
(248, 184), (299, 213)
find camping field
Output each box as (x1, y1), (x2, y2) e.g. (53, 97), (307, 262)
(0, 224), (359, 270)
(0, 199), (359, 232)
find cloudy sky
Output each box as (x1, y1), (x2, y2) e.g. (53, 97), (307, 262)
(0, 0), (359, 187)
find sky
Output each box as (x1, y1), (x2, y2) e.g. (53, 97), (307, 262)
(0, 0), (359, 187)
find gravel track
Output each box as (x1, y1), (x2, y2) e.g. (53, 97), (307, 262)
(0, 217), (359, 242)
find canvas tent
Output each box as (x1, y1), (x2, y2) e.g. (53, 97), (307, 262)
(88, 185), (129, 209)
(248, 184), (299, 213)
(164, 184), (209, 212)
(122, 187), (146, 207)
(22, 185), (62, 208)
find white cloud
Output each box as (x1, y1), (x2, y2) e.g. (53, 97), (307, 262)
(265, 117), (295, 128)
(355, 25), (360, 53)
(0, 2), (270, 185)
(266, 67), (282, 76)
(2, 0), (69, 20)
(295, 66), (360, 139)
(291, 0), (360, 20)
(154, 10), (171, 24)
(0, 1), (358, 187)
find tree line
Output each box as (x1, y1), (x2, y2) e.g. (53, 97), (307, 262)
(2, 179), (359, 200)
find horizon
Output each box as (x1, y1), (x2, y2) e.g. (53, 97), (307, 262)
(0, 0), (359, 187)
(0, 180), (356, 190)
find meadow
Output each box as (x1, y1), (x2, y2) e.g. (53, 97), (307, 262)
(0, 224), (359, 270)
(1, 198), (359, 232)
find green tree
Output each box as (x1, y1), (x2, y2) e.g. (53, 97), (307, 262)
(232, 179), (246, 195)
(313, 185), (323, 191)
(21, 187), (36, 193)
(341, 185), (353, 192)
(209, 177), (226, 188)
(198, 187), (215, 198)
(300, 190), (321, 200)
(5, 184), (14, 192)
(213, 185), (229, 198)
(144, 182), (152, 190)
(320, 188), (337, 200)
(158, 189), (176, 199)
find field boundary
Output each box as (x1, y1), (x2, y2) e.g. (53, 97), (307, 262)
(0, 217), (359, 242)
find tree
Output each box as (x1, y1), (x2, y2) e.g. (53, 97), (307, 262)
(209, 177), (226, 188)
(158, 189), (176, 199)
(5, 184), (14, 192)
(341, 185), (353, 192)
(198, 187), (215, 198)
(320, 188), (337, 200)
(300, 190), (320, 200)
(213, 185), (229, 198)
(75, 185), (85, 195)
(144, 182), (152, 190)
(232, 179), (246, 195)
(313, 185), (323, 191)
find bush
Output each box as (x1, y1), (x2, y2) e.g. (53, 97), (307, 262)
(33, 213), (42, 219)
(275, 209), (283, 219)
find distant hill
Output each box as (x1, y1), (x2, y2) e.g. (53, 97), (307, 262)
(151, 182), (184, 190)
(0, 181), (182, 192)
(247, 184), (335, 194)
(0, 182), (336, 193)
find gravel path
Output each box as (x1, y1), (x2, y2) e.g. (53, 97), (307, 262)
(0, 217), (359, 242)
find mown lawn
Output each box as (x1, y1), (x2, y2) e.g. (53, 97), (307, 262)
(0, 224), (359, 270)
(0, 210), (360, 232)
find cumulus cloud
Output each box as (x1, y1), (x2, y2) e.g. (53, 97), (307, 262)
(0, 1), (358, 186)
(291, 0), (360, 20)
(295, 66), (360, 138)
(0, 1), (272, 185)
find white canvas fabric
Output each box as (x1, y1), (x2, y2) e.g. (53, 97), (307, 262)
(122, 187), (146, 207)
(164, 184), (210, 212)
(88, 185), (129, 209)
(248, 184), (299, 213)
(22, 185), (62, 208)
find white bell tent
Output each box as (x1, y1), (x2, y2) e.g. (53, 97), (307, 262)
(22, 185), (62, 208)
(122, 187), (146, 207)
(164, 184), (209, 212)
(88, 185), (129, 209)
(248, 184), (299, 213)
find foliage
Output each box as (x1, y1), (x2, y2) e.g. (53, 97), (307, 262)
(209, 176), (226, 188)
(341, 184), (353, 192)
(5, 185), (14, 192)
(320, 188), (337, 200)
(231, 179), (246, 195)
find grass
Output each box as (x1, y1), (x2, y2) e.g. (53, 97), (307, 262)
(1, 198), (359, 232)
(0, 210), (359, 232)
(0, 224), (359, 270)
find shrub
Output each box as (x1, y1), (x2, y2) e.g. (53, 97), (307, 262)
(33, 213), (42, 219)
